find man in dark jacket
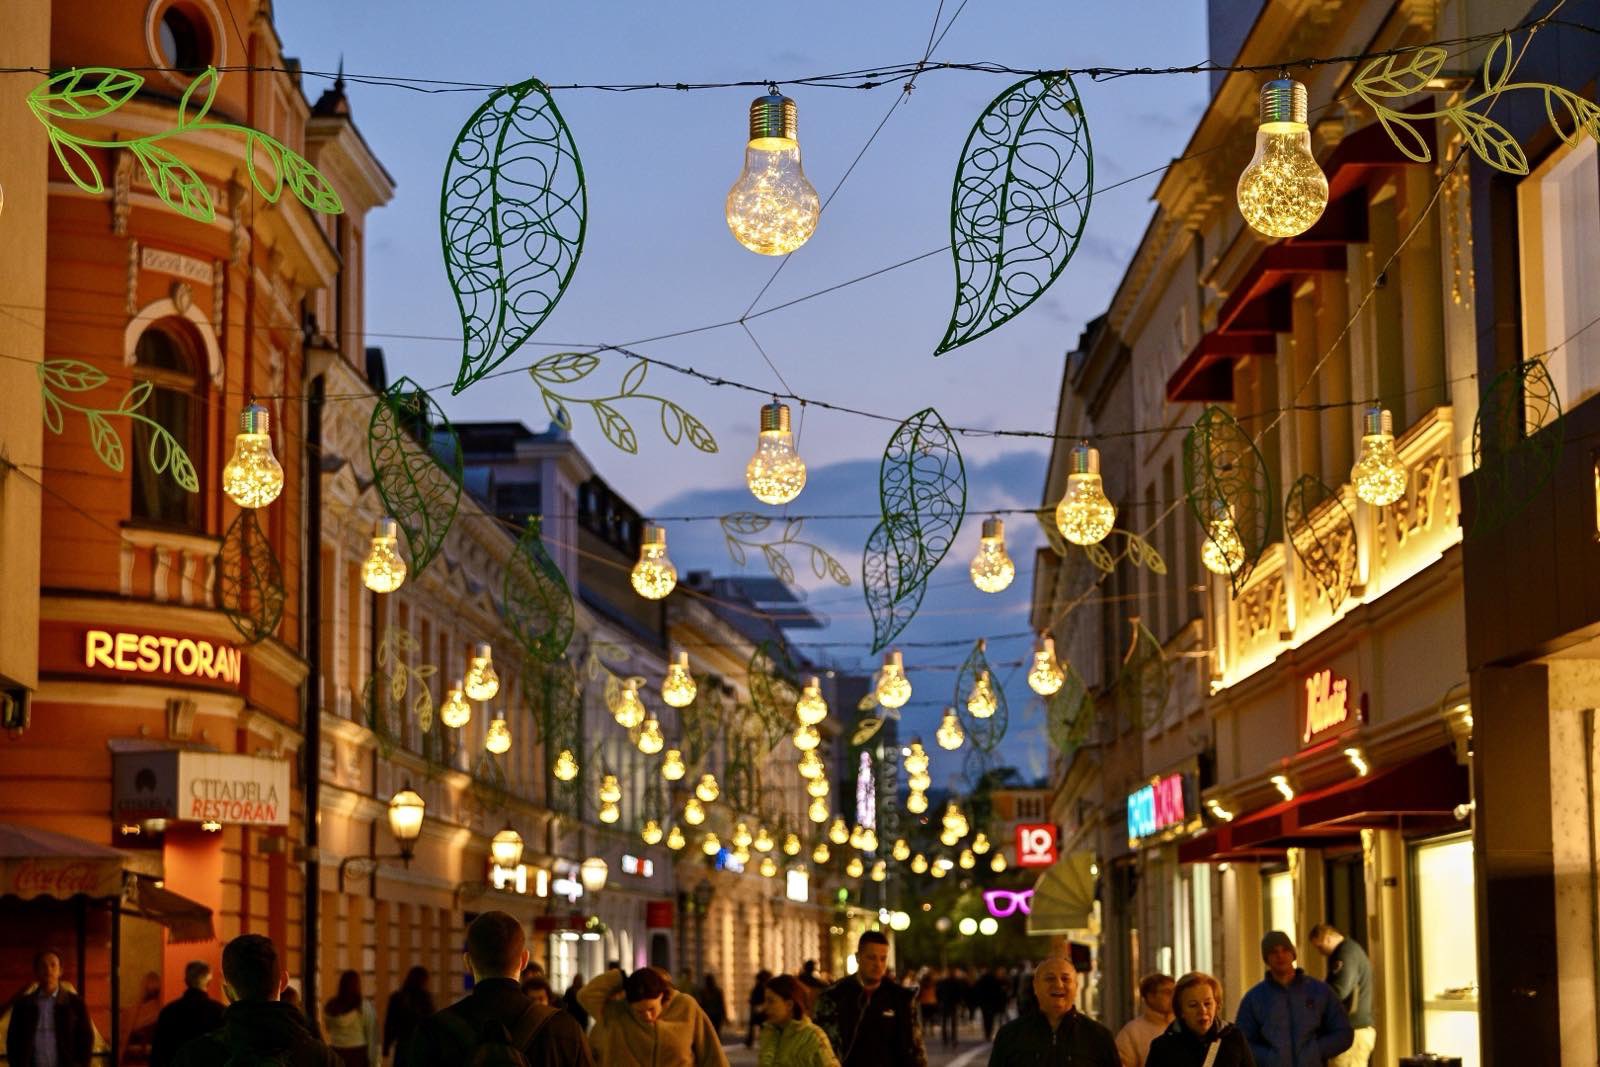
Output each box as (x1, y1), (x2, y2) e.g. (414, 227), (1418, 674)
(1310, 923), (1374, 1067)
(408, 910), (592, 1066)
(988, 956), (1118, 1067)
(6, 949), (93, 1067)
(814, 932), (927, 1067)
(151, 960), (225, 1066)
(172, 934), (341, 1067)
(1237, 931), (1353, 1067)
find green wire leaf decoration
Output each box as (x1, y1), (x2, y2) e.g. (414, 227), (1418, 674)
(28, 67), (341, 223)
(1285, 474), (1358, 609)
(529, 351), (717, 455)
(851, 713), (888, 748)
(725, 735), (761, 812)
(443, 77), (586, 394)
(937, 73), (1093, 355)
(1353, 33), (1600, 176)
(953, 639), (1008, 753)
(532, 655), (584, 819)
(1115, 619), (1170, 731)
(217, 508), (285, 645)
(749, 641), (802, 750)
(37, 359), (198, 491)
(1046, 662), (1094, 755)
(503, 517), (575, 663)
(1469, 357), (1563, 540)
(720, 512), (850, 587)
(677, 672), (724, 766)
(963, 746), (997, 791)
(1183, 405), (1274, 594)
(369, 376), (463, 577)
(364, 627), (440, 759)
(863, 518), (930, 655)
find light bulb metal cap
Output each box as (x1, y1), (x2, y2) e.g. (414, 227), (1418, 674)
(884, 650), (902, 669)
(1362, 407), (1393, 437)
(749, 93), (798, 142)
(1068, 443), (1100, 476)
(374, 517), (399, 540)
(239, 403), (270, 435)
(1259, 78), (1309, 125)
(473, 642), (492, 661)
(980, 517), (1004, 540)
(641, 524), (667, 548)
(759, 401), (792, 433)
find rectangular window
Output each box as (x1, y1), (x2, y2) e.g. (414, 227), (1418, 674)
(1411, 834), (1479, 1067)
(1518, 138), (1600, 423)
(1263, 868), (1295, 943)
(1191, 864), (1213, 975)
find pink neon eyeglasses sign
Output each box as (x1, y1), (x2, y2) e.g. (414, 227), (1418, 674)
(984, 889), (1034, 918)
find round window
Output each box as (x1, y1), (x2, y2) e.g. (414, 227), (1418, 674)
(154, 4), (215, 75)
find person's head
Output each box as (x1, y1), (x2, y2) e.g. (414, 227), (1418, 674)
(1173, 972), (1222, 1035)
(221, 934), (286, 1003)
(624, 967), (671, 1025)
(280, 985), (301, 1006)
(1138, 973), (1175, 1018)
(1261, 930), (1297, 982)
(521, 960), (545, 980)
(326, 969), (363, 1015)
(755, 969), (772, 985)
(140, 971), (162, 1001)
(1032, 957), (1080, 1023)
(32, 949), (62, 994)
(402, 966), (430, 994)
(856, 931), (890, 986)
(184, 960), (212, 992)
(801, 959), (818, 976)
(607, 960), (622, 972)
(762, 974), (810, 1026)
(1308, 923), (1344, 957)
(703, 971), (720, 990)
(463, 911), (530, 981)
(521, 975), (552, 1006)
(568, 974), (585, 990)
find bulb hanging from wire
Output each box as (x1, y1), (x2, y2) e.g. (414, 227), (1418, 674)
(796, 676), (829, 726)
(903, 741), (929, 777)
(554, 748), (579, 781)
(783, 832), (802, 856)
(892, 838), (910, 861)
(754, 826), (774, 852)
(746, 401), (807, 504)
(812, 841), (830, 863)
(806, 775), (830, 798)
(959, 848), (975, 869)
(1056, 442), (1115, 546)
(222, 403), (284, 508)
(599, 801), (620, 824)
(726, 89), (820, 256)
(966, 668), (998, 719)
(440, 681), (471, 729)
(808, 797), (829, 823)
(598, 774), (623, 805)
(361, 517), (407, 593)
(908, 769), (931, 792)
(860, 827), (878, 853)
(613, 678), (646, 729)
(702, 832), (722, 856)
(936, 706), (965, 751)
(641, 819), (663, 845)
(990, 851), (1007, 872)
(876, 651), (912, 709)
(828, 817), (849, 845)
(484, 712), (511, 754)
(683, 798), (706, 825)
(695, 773), (720, 803)
(798, 749), (824, 780)
(661, 651), (697, 708)
(630, 525), (677, 600)
(906, 790), (928, 814)
(662, 749), (687, 781)
(667, 825), (687, 850)
(870, 859), (887, 882)
(759, 855), (778, 878)
(1351, 407), (1407, 506)
(971, 832), (990, 855)
(969, 518), (1016, 593)
(1201, 504), (1247, 575)
(910, 853), (928, 874)
(845, 856), (865, 878)
(733, 821), (754, 849)
(1237, 77), (1328, 238)
(464, 643), (500, 702)
(792, 724), (821, 752)
(1028, 634), (1066, 696)
(636, 713), (665, 755)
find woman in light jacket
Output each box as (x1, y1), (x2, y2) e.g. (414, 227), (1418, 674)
(758, 975), (839, 1067)
(322, 969), (379, 1067)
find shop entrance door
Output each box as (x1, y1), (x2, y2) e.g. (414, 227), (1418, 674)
(1322, 850), (1368, 948)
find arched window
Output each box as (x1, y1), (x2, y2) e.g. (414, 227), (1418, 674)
(131, 322), (204, 528)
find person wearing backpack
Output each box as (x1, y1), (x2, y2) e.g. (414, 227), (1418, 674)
(170, 934), (342, 1067)
(406, 911), (592, 1067)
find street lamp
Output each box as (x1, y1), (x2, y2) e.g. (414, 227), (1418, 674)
(386, 784), (425, 864)
(490, 825), (524, 869)
(579, 856), (609, 893)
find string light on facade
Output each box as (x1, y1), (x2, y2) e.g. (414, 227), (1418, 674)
(796, 676), (829, 726)
(910, 853), (928, 875)
(599, 774), (623, 805)
(1056, 443), (1115, 546)
(661, 651), (697, 708)
(746, 401), (807, 504)
(554, 748), (579, 781)
(1201, 505), (1247, 575)
(876, 651), (912, 709)
(1344, 747), (1370, 777)
(667, 825), (687, 850)
(792, 724), (821, 752)
(1270, 773), (1295, 801)
(990, 851), (1007, 872)
(798, 749), (825, 780)
(812, 841), (830, 864)
(694, 773), (720, 803)
(222, 403), (285, 508)
(966, 668), (998, 719)
(783, 832), (802, 856)
(702, 832), (722, 856)
(641, 819), (664, 845)
(845, 856), (865, 878)
(808, 796), (829, 823)
(464, 644), (500, 702)
(892, 838), (910, 861)
(1206, 798), (1235, 823)
(726, 89), (820, 255)
(935, 706), (965, 751)
(361, 518), (407, 593)
(662, 749), (686, 781)
(683, 798), (706, 825)
(484, 711), (511, 754)
(630, 525), (677, 600)
(1237, 77), (1328, 238)
(969, 517), (1016, 593)
(754, 826), (774, 852)
(1028, 634), (1066, 696)
(636, 713), (665, 754)
(1351, 407), (1407, 506)
(613, 678), (646, 729)
(440, 681), (471, 729)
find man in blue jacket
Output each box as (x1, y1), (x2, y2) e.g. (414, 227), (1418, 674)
(1237, 931), (1353, 1067)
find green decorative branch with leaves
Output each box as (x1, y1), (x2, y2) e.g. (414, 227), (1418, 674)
(529, 352), (717, 455)
(38, 359), (197, 491)
(1034, 509), (1166, 576)
(720, 512), (850, 587)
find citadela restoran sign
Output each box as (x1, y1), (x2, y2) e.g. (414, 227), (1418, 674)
(113, 750), (290, 827)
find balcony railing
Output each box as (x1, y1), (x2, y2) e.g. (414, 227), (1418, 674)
(119, 525), (221, 607)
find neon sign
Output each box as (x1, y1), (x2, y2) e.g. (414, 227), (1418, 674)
(1015, 824), (1057, 868)
(984, 888), (1033, 918)
(1302, 668), (1356, 745)
(85, 629), (242, 686)
(1127, 774), (1187, 844)
(857, 752), (876, 829)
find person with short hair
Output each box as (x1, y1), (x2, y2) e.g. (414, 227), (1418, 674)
(1145, 972), (1255, 1067)
(521, 975), (554, 1007)
(1236, 932), (1352, 1067)
(6, 949), (94, 1067)
(1115, 973), (1175, 1067)
(813, 931), (927, 1067)
(577, 966), (725, 1067)
(757, 975), (839, 1067)
(988, 956), (1119, 1067)
(1308, 924), (1374, 1067)
(171, 934), (341, 1066)
(151, 960), (225, 1067)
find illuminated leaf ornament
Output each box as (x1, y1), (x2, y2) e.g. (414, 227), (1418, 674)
(1284, 474), (1358, 609)
(27, 67), (341, 223)
(530, 352), (717, 455)
(532, 657), (584, 818)
(1183, 405), (1273, 593)
(937, 73), (1093, 355)
(442, 76), (585, 394)
(502, 517), (575, 663)
(37, 359), (198, 491)
(1469, 357), (1562, 539)
(954, 639), (1008, 753)
(369, 378), (463, 577)
(217, 508), (285, 645)
(720, 512), (850, 587)
(1116, 619), (1170, 730)
(363, 627), (439, 758)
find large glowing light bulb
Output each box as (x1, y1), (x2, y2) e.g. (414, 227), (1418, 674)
(361, 517), (407, 593)
(1201, 506), (1247, 576)
(222, 403), (284, 508)
(726, 90), (820, 256)
(936, 706), (965, 751)
(598, 801), (620, 824)
(796, 676), (828, 726)
(440, 681), (472, 729)
(806, 776), (830, 798)
(1056, 443), (1115, 546)
(484, 712), (511, 754)
(759, 855), (778, 878)
(959, 849), (975, 870)
(636, 713), (665, 755)
(782, 832), (801, 856)
(971, 832), (990, 855)
(908, 769), (931, 792)
(661, 749), (686, 781)
(754, 826), (774, 852)
(876, 651), (912, 709)
(667, 825), (687, 850)
(966, 669), (998, 719)
(870, 859), (887, 882)
(1237, 77), (1328, 238)
(990, 851), (1007, 872)
(903, 741), (929, 777)
(630, 525), (677, 600)
(732, 821), (754, 849)
(1352, 407), (1407, 506)
(598, 774), (623, 805)
(661, 651), (697, 708)
(792, 724), (821, 752)
(798, 749), (825, 779)
(694, 773), (720, 804)
(969, 518), (1016, 593)
(683, 798), (706, 825)
(613, 678), (646, 729)
(860, 827), (878, 853)
(464, 643), (500, 702)
(746, 401), (807, 504)
(808, 797), (829, 823)
(1028, 634), (1066, 696)
(641, 819), (663, 845)
(553, 748), (579, 781)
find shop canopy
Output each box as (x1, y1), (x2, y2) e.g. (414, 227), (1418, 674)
(1027, 850), (1097, 935)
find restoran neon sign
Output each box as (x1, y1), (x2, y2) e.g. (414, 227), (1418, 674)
(85, 629), (242, 686)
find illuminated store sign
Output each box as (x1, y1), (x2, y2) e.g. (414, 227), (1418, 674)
(857, 752), (876, 829)
(113, 750), (289, 826)
(86, 629), (242, 686)
(1302, 668), (1362, 745)
(492, 864), (528, 894)
(621, 854), (654, 878)
(1015, 824), (1058, 868)
(984, 888), (1034, 918)
(786, 869), (809, 903)
(1127, 774), (1187, 845)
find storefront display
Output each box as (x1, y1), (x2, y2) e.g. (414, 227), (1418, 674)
(1411, 834), (1478, 1067)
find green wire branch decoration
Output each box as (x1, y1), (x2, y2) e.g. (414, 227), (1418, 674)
(369, 376), (463, 577)
(1353, 34), (1600, 176)
(748, 641), (802, 750)
(1115, 618), (1170, 731)
(532, 655), (584, 818)
(1284, 474), (1358, 609)
(1046, 662), (1094, 755)
(850, 712), (891, 748)
(217, 508), (285, 645)
(528, 352), (717, 455)
(443, 77), (586, 394)
(937, 73), (1093, 355)
(720, 512), (850, 587)
(502, 517), (575, 663)
(1183, 405), (1274, 595)
(1469, 357), (1562, 540)
(363, 627), (440, 759)
(37, 359), (199, 491)
(954, 639), (1009, 754)
(28, 67), (341, 223)
(1034, 511), (1165, 576)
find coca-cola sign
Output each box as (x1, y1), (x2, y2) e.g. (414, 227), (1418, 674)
(5, 858), (122, 899)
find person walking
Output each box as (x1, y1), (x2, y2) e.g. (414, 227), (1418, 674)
(745, 969), (772, 1048)
(563, 975), (589, 1031)
(381, 966), (434, 1067)
(7, 948), (95, 1067)
(971, 966), (1008, 1042)
(323, 970), (379, 1066)
(813, 931), (927, 1067)
(1145, 972), (1255, 1067)
(171, 935), (341, 1067)
(120, 972), (163, 1065)
(757, 975), (839, 1067)
(988, 956), (1119, 1067)
(1236, 932), (1352, 1067)
(697, 972), (728, 1040)
(915, 969), (937, 1039)
(151, 961), (225, 1066)
(1309, 924), (1374, 1067)
(578, 967), (727, 1067)
(406, 911), (591, 1065)
(1115, 973), (1174, 1067)
(935, 966), (966, 1049)
(798, 961), (827, 996)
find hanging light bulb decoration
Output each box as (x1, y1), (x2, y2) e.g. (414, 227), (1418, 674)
(1200, 502), (1248, 576)
(732, 822), (753, 849)
(876, 651), (912, 709)
(969, 518), (1016, 593)
(725, 88), (821, 255)
(361, 518), (407, 593)
(753, 827), (774, 852)
(783, 832), (802, 856)
(702, 832), (722, 856)
(959, 849), (976, 870)
(792, 724), (821, 752)
(661, 749), (686, 781)
(463, 644), (500, 702)
(630, 525), (677, 600)
(828, 817), (850, 845)
(798, 750), (825, 780)
(1351, 407), (1407, 506)
(661, 652), (697, 708)
(905, 791), (928, 814)
(683, 798), (706, 825)
(484, 711), (512, 754)
(1056, 443), (1115, 546)
(759, 855), (778, 878)
(598, 774), (623, 805)
(222, 403), (284, 508)
(732, 845), (751, 866)
(936, 706), (965, 751)
(870, 859), (887, 882)
(641, 819), (664, 845)
(848, 824), (865, 850)
(553, 748), (580, 782)
(440, 681), (472, 729)
(636, 713), (665, 755)
(910, 853), (929, 875)
(903, 741), (929, 776)
(990, 851), (1007, 872)
(966, 669), (998, 719)
(860, 827), (878, 853)
(667, 825), (687, 850)
(939, 826), (961, 848)
(808, 796), (829, 823)
(908, 769), (932, 792)
(1236, 76), (1328, 238)
(812, 841), (830, 864)
(892, 838), (910, 861)
(1028, 634), (1066, 696)
(746, 400), (807, 504)
(694, 773), (720, 804)
(930, 861), (948, 879)
(806, 776), (831, 798)
(845, 856), (865, 878)
(796, 676), (829, 726)
(971, 832), (990, 855)
(612, 678), (646, 729)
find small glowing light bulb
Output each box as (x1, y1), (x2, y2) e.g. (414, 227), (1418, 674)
(845, 856), (864, 878)
(694, 773), (720, 803)
(702, 832), (722, 856)
(1028, 634), (1066, 696)
(636, 713), (665, 755)
(806, 776), (831, 798)
(909, 770), (931, 792)
(966, 669), (998, 719)
(1237, 77), (1329, 238)
(910, 853), (928, 875)
(959, 849), (975, 870)
(1201, 507), (1248, 576)
(440, 682), (472, 729)
(613, 678), (646, 729)
(798, 750), (825, 780)
(828, 817), (849, 845)
(661, 651), (697, 708)
(971, 832), (990, 855)
(599, 801), (621, 824)
(553, 748), (579, 781)
(598, 774), (622, 805)
(905, 791), (928, 814)
(661, 749), (686, 781)
(990, 851), (1007, 872)
(936, 707), (965, 751)
(746, 401), (807, 504)
(849, 825), (865, 850)
(630, 525), (677, 600)
(812, 841), (830, 863)
(683, 798), (706, 825)
(732, 845), (752, 866)
(808, 797), (829, 823)
(464, 643), (499, 702)
(484, 712), (511, 754)
(1056, 442), (1115, 546)
(892, 839), (910, 861)
(641, 819), (664, 845)
(860, 827), (878, 853)
(940, 827), (960, 848)
(361, 517), (407, 593)
(759, 855), (778, 878)
(222, 403), (284, 508)
(930, 862), (948, 880)
(796, 676), (829, 726)
(876, 651), (912, 709)
(783, 832), (802, 856)
(792, 724), (821, 752)
(903, 742), (929, 776)
(726, 90), (820, 256)
(732, 822), (754, 849)
(667, 825), (687, 850)
(754, 827), (774, 852)
(969, 517), (1016, 593)
(870, 859), (887, 882)
(1352, 407), (1407, 506)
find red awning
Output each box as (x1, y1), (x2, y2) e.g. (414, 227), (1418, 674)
(1167, 331), (1278, 403)
(1180, 747), (1468, 863)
